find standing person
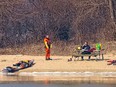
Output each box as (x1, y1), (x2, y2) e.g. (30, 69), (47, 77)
(44, 35), (52, 60)
(81, 42), (91, 60)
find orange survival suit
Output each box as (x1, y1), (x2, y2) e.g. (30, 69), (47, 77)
(44, 37), (52, 60)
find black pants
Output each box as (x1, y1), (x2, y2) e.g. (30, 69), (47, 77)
(81, 51), (91, 60)
(82, 51), (91, 54)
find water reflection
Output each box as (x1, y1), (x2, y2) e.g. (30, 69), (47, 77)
(1, 72), (116, 85)
(1, 74), (116, 85)
(0, 83), (116, 87)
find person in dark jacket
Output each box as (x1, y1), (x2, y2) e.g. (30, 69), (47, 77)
(81, 42), (91, 60)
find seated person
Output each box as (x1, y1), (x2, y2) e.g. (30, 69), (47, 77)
(81, 42), (91, 60)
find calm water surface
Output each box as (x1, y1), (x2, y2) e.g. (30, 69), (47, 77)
(0, 83), (116, 87)
(1, 72), (116, 87)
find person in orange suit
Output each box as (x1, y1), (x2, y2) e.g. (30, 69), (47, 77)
(44, 35), (52, 60)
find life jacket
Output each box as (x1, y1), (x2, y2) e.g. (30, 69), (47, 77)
(96, 43), (102, 50)
(44, 38), (51, 48)
(22, 60), (29, 64)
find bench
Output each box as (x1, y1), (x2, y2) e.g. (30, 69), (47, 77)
(69, 49), (104, 61)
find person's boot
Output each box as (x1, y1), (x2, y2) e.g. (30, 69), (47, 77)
(48, 58), (52, 60)
(87, 56), (91, 61)
(46, 58), (49, 60)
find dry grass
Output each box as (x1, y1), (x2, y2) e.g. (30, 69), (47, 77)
(0, 41), (116, 56)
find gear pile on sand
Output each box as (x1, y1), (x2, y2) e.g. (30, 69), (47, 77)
(2, 60), (34, 73)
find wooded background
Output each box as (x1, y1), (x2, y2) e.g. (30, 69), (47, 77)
(0, 0), (116, 48)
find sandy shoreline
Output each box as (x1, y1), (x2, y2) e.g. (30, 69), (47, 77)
(0, 54), (116, 83)
(0, 54), (116, 72)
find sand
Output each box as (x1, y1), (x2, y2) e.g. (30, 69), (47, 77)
(1, 54), (116, 83)
(0, 54), (116, 72)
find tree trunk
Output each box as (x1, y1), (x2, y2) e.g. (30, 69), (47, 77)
(109, 0), (114, 21)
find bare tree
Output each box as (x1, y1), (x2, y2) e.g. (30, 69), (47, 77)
(0, 0), (115, 48)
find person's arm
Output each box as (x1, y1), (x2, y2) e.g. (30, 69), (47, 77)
(44, 42), (49, 49)
(50, 44), (52, 48)
(86, 45), (91, 52)
(82, 45), (85, 49)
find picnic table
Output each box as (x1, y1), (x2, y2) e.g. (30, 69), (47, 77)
(70, 49), (104, 61)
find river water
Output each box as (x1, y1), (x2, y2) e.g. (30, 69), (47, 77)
(1, 72), (116, 87)
(0, 83), (116, 87)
